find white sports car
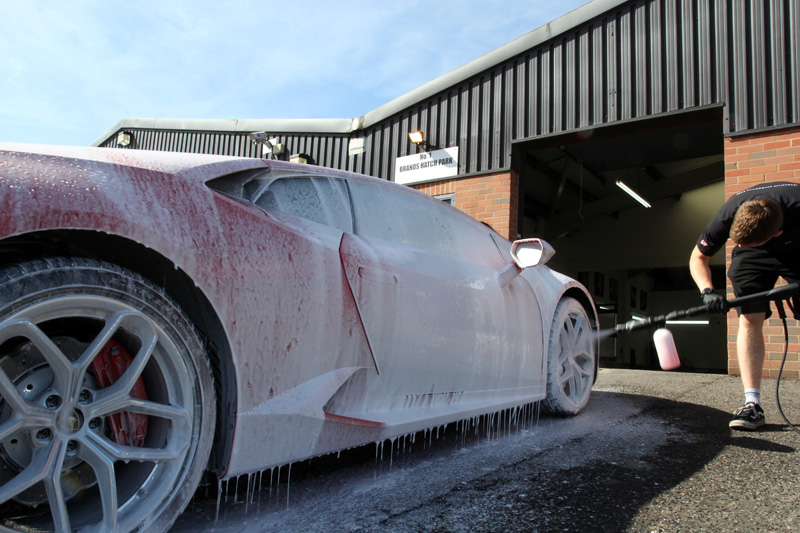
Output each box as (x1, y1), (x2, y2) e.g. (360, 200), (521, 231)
(0, 143), (597, 532)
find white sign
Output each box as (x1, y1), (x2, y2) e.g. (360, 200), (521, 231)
(394, 147), (459, 185)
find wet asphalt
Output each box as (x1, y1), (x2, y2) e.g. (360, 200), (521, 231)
(570, 369), (800, 533)
(173, 369), (800, 533)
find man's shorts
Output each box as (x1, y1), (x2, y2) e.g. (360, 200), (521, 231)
(728, 246), (800, 318)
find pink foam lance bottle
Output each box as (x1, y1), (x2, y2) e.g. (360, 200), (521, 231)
(653, 328), (680, 370)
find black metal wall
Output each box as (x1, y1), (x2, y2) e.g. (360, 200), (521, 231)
(99, 0), (799, 181)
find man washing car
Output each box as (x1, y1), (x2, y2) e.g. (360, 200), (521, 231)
(690, 181), (800, 430)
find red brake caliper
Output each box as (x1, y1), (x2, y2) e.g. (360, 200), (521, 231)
(90, 340), (149, 447)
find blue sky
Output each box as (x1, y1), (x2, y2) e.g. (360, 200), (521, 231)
(0, 1), (589, 147)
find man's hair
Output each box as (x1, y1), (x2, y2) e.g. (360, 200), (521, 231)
(730, 198), (783, 246)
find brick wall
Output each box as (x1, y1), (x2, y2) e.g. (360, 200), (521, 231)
(411, 170), (519, 241)
(724, 127), (800, 379)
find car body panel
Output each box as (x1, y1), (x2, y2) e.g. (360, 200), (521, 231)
(340, 232), (545, 399)
(0, 143), (596, 482)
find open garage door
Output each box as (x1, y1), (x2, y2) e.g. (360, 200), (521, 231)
(513, 105), (728, 372)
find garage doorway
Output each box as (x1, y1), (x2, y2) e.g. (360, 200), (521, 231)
(513, 106), (727, 372)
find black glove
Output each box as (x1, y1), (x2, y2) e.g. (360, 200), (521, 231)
(702, 289), (726, 314)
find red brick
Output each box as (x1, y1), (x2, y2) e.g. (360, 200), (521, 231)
(737, 144), (768, 154)
(762, 140), (792, 150)
(769, 171), (797, 180)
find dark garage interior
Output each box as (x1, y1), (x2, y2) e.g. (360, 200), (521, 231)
(514, 106), (727, 371)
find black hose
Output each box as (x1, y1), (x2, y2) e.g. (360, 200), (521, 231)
(775, 300), (799, 435)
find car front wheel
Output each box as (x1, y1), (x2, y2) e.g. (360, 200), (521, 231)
(544, 297), (596, 415)
(0, 258), (215, 532)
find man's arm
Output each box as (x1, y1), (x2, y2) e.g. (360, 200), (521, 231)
(689, 245), (715, 291)
(690, 245), (727, 313)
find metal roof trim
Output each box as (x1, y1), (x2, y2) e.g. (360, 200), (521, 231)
(91, 117), (355, 147)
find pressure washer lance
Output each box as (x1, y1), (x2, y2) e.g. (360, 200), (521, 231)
(612, 282), (799, 370)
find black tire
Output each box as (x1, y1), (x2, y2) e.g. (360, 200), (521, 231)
(543, 297), (596, 415)
(0, 258), (215, 532)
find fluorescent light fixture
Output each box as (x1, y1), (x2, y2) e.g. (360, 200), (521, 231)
(666, 320), (710, 326)
(616, 180), (651, 208)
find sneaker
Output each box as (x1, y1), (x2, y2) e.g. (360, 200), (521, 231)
(729, 402), (765, 430)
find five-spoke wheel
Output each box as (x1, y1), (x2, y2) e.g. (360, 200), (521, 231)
(0, 259), (215, 532)
(544, 297), (596, 415)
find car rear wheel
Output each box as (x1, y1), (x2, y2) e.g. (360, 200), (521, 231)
(0, 258), (215, 532)
(544, 297), (595, 415)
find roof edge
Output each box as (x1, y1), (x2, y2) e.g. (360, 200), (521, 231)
(91, 117), (356, 147)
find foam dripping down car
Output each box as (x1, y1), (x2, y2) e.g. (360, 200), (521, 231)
(0, 143), (598, 532)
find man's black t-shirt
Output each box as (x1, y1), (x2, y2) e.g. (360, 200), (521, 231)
(696, 181), (800, 257)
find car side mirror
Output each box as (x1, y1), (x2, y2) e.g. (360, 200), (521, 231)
(511, 238), (555, 268)
(496, 238), (556, 288)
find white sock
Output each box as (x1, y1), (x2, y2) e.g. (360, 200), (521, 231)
(744, 388), (761, 406)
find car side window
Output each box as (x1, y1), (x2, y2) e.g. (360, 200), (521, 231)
(255, 176), (353, 232)
(348, 180), (502, 264)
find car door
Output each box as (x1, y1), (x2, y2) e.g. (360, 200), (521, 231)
(340, 179), (545, 402)
(247, 175), (377, 383)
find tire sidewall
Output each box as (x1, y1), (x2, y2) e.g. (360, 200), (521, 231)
(0, 258), (215, 533)
(544, 297), (595, 415)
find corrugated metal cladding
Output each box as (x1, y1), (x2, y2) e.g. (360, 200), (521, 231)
(351, 0), (798, 179)
(101, 0), (799, 181)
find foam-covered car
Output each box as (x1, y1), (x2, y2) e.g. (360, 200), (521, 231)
(0, 143), (597, 531)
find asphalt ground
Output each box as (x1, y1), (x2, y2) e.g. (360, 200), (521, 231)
(173, 369), (800, 533)
(585, 369), (800, 532)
